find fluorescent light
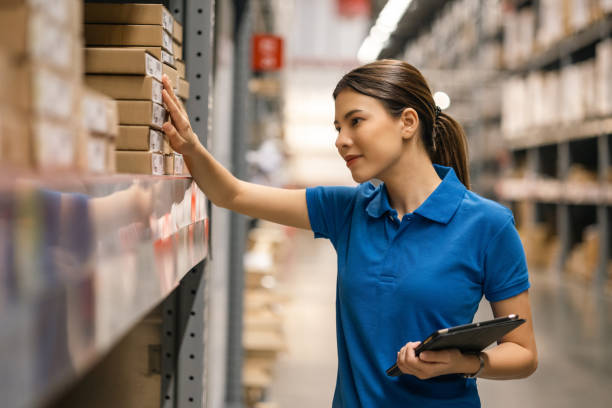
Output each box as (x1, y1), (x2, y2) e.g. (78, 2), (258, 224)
(357, 0), (414, 63)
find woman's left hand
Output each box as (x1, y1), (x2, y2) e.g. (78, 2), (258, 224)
(396, 342), (468, 380)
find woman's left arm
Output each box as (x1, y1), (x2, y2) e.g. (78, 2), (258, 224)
(396, 290), (538, 379)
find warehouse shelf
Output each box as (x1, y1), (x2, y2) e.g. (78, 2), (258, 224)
(514, 13), (612, 74)
(0, 174), (208, 408)
(504, 116), (612, 150)
(496, 177), (612, 205)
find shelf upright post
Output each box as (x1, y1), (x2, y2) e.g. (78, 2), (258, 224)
(557, 140), (571, 275)
(597, 133), (609, 293)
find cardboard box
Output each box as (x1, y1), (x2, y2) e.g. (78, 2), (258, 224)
(164, 154), (174, 175)
(85, 48), (162, 81)
(2, 0), (81, 34)
(173, 20), (183, 44)
(163, 64), (179, 89)
(163, 138), (173, 154)
(174, 153), (184, 175)
(84, 3), (173, 34)
(116, 151), (164, 175)
(176, 60), (186, 79)
(85, 75), (163, 104)
(117, 101), (166, 129)
(86, 134), (108, 173)
(173, 41), (183, 60)
(117, 126), (165, 152)
(84, 24), (174, 53)
(107, 138), (116, 173)
(81, 87), (119, 137)
(0, 7), (80, 75)
(0, 106), (31, 169)
(178, 78), (190, 100)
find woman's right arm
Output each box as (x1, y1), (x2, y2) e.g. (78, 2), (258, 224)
(161, 76), (311, 230)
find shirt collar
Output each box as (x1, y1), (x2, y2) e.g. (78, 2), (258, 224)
(365, 164), (466, 224)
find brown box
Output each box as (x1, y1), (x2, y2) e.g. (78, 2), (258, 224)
(178, 78), (190, 100)
(85, 24), (174, 53)
(163, 138), (173, 154)
(81, 87), (119, 137)
(31, 119), (77, 170)
(176, 60), (186, 79)
(116, 151), (164, 175)
(117, 126), (165, 152)
(86, 75), (163, 104)
(107, 138), (116, 173)
(117, 101), (167, 129)
(84, 3), (173, 34)
(164, 154), (174, 175)
(163, 153), (185, 175)
(173, 40), (183, 60)
(85, 48), (162, 81)
(1, 0), (81, 34)
(163, 64), (179, 89)
(173, 20), (183, 44)
(0, 106), (31, 169)
(0, 6), (81, 75)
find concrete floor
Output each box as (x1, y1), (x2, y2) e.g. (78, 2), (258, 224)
(268, 229), (612, 408)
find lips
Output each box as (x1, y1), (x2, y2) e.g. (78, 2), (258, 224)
(344, 155), (362, 168)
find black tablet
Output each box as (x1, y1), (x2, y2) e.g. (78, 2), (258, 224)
(386, 314), (526, 377)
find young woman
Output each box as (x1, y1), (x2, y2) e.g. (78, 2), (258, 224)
(161, 59), (538, 407)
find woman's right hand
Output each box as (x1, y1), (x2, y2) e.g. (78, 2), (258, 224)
(161, 74), (202, 157)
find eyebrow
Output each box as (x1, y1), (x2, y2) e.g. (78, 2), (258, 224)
(333, 109), (364, 124)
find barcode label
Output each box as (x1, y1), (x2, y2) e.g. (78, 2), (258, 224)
(87, 138), (107, 173)
(162, 50), (175, 66)
(162, 31), (173, 52)
(145, 53), (162, 81)
(152, 103), (166, 128)
(82, 95), (108, 134)
(152, 80), (163, 104)
(174, 154), (184, 175)
(152, 153), (164, 175)
(162, 9), (174, 34)
(149, 129), (164, 152)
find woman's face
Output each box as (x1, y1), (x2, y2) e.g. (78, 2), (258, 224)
(334, 89), (407, 183)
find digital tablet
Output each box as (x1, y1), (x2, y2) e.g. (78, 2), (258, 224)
(386, 314), (525, 377)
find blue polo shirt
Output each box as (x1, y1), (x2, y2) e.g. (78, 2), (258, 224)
(305, 164), (530, 407)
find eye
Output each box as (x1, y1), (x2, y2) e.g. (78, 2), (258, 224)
(334, 126), (341, 132)
(351, 117), (362, 126)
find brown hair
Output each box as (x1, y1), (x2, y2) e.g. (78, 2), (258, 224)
(333, 59), (470, 189)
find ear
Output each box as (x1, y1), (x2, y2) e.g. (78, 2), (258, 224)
(399, 107), (419, 140)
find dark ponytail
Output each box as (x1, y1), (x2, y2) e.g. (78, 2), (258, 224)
(333, 59), (470, 189)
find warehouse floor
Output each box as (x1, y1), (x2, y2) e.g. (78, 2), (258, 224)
(269, 229), (612, 408)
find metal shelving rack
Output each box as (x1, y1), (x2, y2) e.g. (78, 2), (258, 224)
(0, 1), (215, 407)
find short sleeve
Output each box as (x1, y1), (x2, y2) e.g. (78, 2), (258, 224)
(483, 216), (530, 302)
(305, 186), (357, 245)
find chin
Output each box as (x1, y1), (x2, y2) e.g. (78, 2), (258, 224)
(350, 171), (372, 184)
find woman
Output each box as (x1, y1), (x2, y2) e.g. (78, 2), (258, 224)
(161, 59), (537, 407)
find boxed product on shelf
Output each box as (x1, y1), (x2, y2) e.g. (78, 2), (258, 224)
(173, 20), (183, 44)
(163, 63), (179, 88)
(596, 38), (612, 116)
(177, 79), (190, 100)
(176, 60), (186, 79)
(84, 3), (173, 34)
(560, 64), (585, 123)
(173, 41), (183, 61)
(565, 225), (599, 281)
(84, 134), (108, 173)
(85, 48), (162, 81)
(117, 100), (166, 129)
(84, 24), (173, 53)
(116, 126), (166, 153)
(537, 0), (565, 49)
(115, 151), (164, 175)
(85, 75), (163, 104)
(31, 119), (78, 170)
(81, 87), (119, 137)
(0, 106), (31, 168)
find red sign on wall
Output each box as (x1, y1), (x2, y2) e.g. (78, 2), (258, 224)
(252, 34), (284, 71)
(337, 0), (370, 17)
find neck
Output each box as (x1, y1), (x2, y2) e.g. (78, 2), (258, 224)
(379, 149), (442, 218)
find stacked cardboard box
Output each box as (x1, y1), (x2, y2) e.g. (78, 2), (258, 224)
(80, 88), (118, 173)
(83, 3), (189, 176)
(0, 0), (83, 171)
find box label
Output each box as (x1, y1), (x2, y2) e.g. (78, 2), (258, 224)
(149, 129), (164, 152)
(82, 95), (108, 134)
(162, 9), (174, 34)
(30, 13), (72, 72)
(35, 122), (75, 167)
(152, 103), (166, 128)
(87, 138), (107, 173)
(34, 69), (74, 121)
(152, 79), (163, 104)
(152, 153), (164, 175)
(145, 53), (163, 81)
(29, 0), (71, 27)
(174, 153), (184, 175)
(161, 50), (175, 66)
(162, 31), (173, 53)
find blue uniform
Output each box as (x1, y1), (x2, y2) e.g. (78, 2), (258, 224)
(305, 164), (530, 407)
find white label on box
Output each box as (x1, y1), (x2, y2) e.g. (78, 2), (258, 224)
(161, 50), (175, 66)
(82, 95), (108, 134)
(152, 80), (163, 104)
(34, 121), (75, 167)
(87, 138), (107, 173)
(30, 13), (72, 72)
(152, 103), (166, 128)
(152, 153), (164, 175)
(149, 129), (164, 152)
(34, 69), (73, 121)
(145, 53), (163, 81)
(162, 31), (173, 53)
(174, 153), (183, 175)
(162, 10), (174, 34)
(29, 0), (71, 27)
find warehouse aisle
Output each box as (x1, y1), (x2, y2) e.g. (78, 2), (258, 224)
(270, 230), (612, 407)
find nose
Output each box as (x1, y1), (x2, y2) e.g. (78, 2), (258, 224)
(335, 129), (352, 151)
